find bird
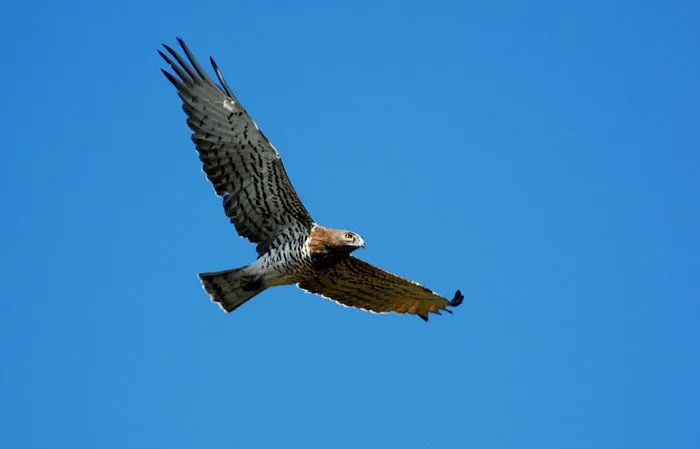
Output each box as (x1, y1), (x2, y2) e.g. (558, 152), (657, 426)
(159, 38), (464, 321)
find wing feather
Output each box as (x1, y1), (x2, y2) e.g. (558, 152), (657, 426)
(160, 38), (313, 254)
(298, 257), (463, 321)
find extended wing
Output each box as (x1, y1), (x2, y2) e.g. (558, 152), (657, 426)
(298, 256), (463, 321)
(160, 38), (313, 254)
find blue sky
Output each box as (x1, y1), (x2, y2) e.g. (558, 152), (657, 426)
(2, 0), (699, 448)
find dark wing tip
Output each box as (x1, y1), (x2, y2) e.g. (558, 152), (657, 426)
(209, 56), (219, 70)
(209, 55), (235, 97)
(449, 290), (464, 307)
(160, 69), (181, 89)
(161, 43), (177, 55)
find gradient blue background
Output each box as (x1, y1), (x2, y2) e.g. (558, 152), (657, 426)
(2, 1), (699, 448)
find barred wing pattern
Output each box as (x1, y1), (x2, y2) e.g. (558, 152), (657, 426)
(160, 39), (313, 254)
(298, 257), (464, 321)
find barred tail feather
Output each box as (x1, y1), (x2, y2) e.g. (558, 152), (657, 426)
(199, 267), (266, 312)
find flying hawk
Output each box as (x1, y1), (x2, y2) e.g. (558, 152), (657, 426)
(159, 38), (463, 321)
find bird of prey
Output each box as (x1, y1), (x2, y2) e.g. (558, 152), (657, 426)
(159, 38), (463, 321)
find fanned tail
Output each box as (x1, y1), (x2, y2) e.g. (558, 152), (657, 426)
(199, 267), (266, 312)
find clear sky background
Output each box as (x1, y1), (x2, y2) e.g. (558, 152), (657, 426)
(2, 1), (699, 448)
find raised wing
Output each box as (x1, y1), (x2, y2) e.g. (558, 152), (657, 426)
(159, 38), (313, 254)
(298, 256), (463, 321)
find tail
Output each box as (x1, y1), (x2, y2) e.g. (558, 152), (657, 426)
(198, 267), (266, 312)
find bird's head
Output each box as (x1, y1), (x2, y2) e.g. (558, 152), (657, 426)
(308, 226), (365, 260)
(330, 229), (365, 253)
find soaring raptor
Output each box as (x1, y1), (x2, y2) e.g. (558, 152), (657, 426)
(159, 38), (463, 321)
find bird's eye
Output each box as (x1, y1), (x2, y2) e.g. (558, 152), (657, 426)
(344, 233), (354, 241)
